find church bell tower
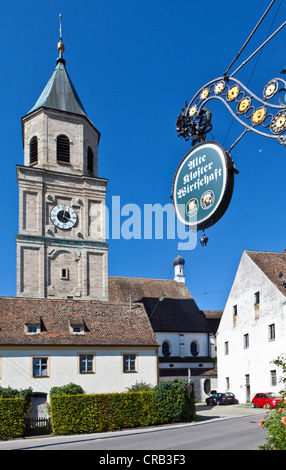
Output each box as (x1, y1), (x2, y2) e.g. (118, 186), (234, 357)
(16, 31), (109, 300)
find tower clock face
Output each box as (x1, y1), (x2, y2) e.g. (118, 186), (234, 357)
(50, 204), (78, 230)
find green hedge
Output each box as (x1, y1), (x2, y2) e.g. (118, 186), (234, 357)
(0, 398), (26, 440)
(50, 381), (196, 435)
(153, 380), (196, 423)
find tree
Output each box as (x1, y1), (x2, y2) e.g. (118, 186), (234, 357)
(258, 355), (286, 450)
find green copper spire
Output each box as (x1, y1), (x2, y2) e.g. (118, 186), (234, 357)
(27, 16), (88, 118)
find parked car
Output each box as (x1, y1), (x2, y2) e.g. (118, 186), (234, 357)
(251, 393), (281, 409)
(206, 392), (236, 406)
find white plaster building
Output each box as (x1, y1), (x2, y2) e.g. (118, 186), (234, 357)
(108, 255), (220, 402)
(0, 297), (158, 405)
(217, 250), (286, 403)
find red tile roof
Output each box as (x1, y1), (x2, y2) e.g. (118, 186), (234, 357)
(0, 297), (158, 347)
(246, 250), (286, 296)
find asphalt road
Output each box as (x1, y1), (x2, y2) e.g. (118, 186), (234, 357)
(0, 405), (267, 451)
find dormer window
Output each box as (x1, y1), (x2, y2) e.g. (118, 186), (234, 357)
(26, 325), (40, 334)
(72, 326), (84, 334)
(69, 317), (85, 335)
(57, 134), (70, 163)
(87, 146), (94, 174)
(25, 316), (41, 334)
(29, 136), (38, 164)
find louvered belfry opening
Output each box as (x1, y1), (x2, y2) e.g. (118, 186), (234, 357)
(87, 146), (94, 174)
(57, 134), (70, 163)
(30, 136), (38, 164)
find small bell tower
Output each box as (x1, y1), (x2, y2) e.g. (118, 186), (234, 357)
(173, 252), (185, 283)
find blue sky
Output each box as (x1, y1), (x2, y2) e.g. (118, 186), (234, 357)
(0, 0), (285, 311)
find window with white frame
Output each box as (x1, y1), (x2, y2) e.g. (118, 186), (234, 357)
(33, 357), (48, 377)
(26, 325), (40, 334)
(224, 341), (229, 355)
(243, 333), (249, 349)
(79, 354), (94, 374)
(72, 326), (84, 334)
(123, 354), (137, 373)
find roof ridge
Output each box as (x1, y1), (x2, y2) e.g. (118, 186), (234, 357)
(109, 275), (178, 282)
(245, 249), (285, 255)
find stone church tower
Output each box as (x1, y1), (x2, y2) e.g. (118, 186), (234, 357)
(16, 37), (108, 300)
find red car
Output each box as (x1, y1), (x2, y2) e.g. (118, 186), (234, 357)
(251, 393), (281, 409)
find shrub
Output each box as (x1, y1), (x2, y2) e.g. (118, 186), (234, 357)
(49, 383), (85, 396)
(50, 391), (157, 434)
(126, 381), (153, 392)
(50, 380), (196, 435)
(153, 380), (196, 423)
(0, 398), (26, 440)
(258, 355), (286, 450)
(0, 386), (32, 412)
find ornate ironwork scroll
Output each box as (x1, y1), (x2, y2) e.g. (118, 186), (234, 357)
(176, 75), (286, 146)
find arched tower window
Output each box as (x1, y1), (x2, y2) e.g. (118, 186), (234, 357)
(57, 134), (70, 163)
(87, 146), (94, 174)
(204, 379), (211, 395)
(162, 341), (171, 357)
(190, 340), (199, 357)
(29, 136), (38, 164)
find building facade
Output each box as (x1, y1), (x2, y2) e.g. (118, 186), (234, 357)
(217, 250), (286, 403)
(0, 33), (221, 414)
(108, 257), (219, 401)
(0, 37), (158, 416)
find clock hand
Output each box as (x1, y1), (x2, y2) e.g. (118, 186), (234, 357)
(62, 206), (71, 221)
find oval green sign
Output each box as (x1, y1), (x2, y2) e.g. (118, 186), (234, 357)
(172, 141), (235, 231)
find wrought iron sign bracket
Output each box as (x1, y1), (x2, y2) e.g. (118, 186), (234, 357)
(176, 74), (286, 148)
(173, 1), (286, 246)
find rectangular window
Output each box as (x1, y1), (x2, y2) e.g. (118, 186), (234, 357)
(244, 333), (249, 349)
(270, 370), (277, 386)
(33, 357), (48, 377)
(254, 291), (260, 305)
(79, 354), (94, 374)
(268, 323), (275, 341)
(226, 377), (230, 391)
(61, 268), (69, 280)
(123, 354), (137, 373)
(224, 341), (229, 355)
(233, 305), (238, 316)
(73, 326), (83, 334)
(27, 325), (39, 334)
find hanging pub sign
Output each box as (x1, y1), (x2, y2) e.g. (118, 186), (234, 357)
(172, 141), (237, 231)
